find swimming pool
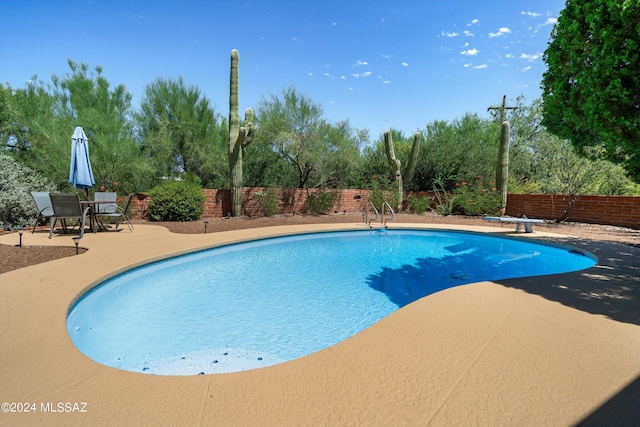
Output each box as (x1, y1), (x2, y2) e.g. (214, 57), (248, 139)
(67, 229), (596, 375)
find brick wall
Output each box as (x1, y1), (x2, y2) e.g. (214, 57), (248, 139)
(130, 188), (374, 219)
(129, 189), (639, 229)
(505, 194), (639, 229)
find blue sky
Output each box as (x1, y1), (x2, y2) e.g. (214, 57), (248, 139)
(1, 0), (565, 139)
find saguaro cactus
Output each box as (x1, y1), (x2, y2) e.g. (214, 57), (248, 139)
(496, 121), (510, 215)
(228, 49), (256, 217)
(383, 130), (422, 211)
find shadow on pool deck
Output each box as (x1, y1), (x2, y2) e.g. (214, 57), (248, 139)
(575, 374), (640, 426)
(499, 238), (640, 325)
(366, 236), (639, 324)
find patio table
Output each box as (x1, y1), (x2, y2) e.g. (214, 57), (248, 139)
(79, 200), (114, 233)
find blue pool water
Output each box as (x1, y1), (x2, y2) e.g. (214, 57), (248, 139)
(67, 229), (596, 375)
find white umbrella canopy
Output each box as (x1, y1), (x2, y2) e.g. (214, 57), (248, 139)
(68, 126), (95, 195)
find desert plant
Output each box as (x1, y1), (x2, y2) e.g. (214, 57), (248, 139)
(228, 49), (257, 216)
(452, 176), (501, 216)
(383, 130), (421, 210)
(147, 180), (206, 221)
(305, 188), (338, 215)
(431, 176), (454, 216)
(255, 187), (280, 217)
(496, 121), (510, 214)
(363, 175), (398, 213)
(407, 195), (430, 214)
(0, 153), (58, 230)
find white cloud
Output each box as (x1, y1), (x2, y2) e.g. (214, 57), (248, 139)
(522, 66), (532, 72)
(520, 52), (542, 61)
(323, 72), (335, 79)
(489, 27), (511, 38)
(468, 19), (479, 26)
(533, 17), (558, 32)
(382, 80), (391, 84)
(461, 48), (479, 56)
(463, 30), (474, 37)
(541, 17), (557, 27)
(474, 64), (488, 69)
(354, 60), (368, 67)
(382, 54), (390, 59)
(521, 11), (540, 17)
(352, 71), (372, 78)
(308, 72), (313, 77)
(506, 53), (514, 58)
(442, 31), (458, 37)
(401, 62), (409, 67)
(340, 75), (346, 80)
(463, 63), (471, 68)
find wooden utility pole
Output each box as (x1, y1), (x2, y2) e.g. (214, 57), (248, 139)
(487, 95), (518, 122)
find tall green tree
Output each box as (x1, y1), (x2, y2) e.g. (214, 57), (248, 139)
(541, 0), (640, 181)
(52, 60), (149, 193)
(314, 119), (366, 188)
(256, 87), (364, 188)
(1, 80), (69, 187)
(413, 114), (500, 191)
(137, 77), (226, 187)
(2, 60), (148, 193)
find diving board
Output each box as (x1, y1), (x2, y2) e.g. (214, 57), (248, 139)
(483, 216), (544, 233)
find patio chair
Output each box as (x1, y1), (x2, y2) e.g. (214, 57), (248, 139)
(94, 192), (134, 232)
(30, 192), (54, 233)
(48, 193), (91, 239)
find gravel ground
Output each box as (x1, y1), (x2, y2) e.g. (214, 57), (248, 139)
(2, 212), (638, 274)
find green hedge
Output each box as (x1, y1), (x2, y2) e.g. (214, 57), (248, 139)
(147, 181), (206, 221)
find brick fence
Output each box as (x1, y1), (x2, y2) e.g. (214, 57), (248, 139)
(505, 194), (639, 229)
(129, 188), (639, 229)
(130, 188), (372, 220)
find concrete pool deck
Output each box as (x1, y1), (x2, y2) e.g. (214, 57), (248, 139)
(1, 223), (639, 426)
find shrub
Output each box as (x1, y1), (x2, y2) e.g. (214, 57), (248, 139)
(452, 176), (501, 216)
(0, 153), (58, 230)
(147, 180), (205, 221)
(407, 195), (430, 214)
(363, 175), (398, 212)
(305, 188), (338, 215)
(255, 188), (280, 217)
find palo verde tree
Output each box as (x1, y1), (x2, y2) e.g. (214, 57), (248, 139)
(228, 49), (256, 216)
(413, 114), (500, 191)
(137, 76), (225, 188)
(541, 0), (640, 181)
(255, 86), (325, 188)
(2, 60), (148, 193)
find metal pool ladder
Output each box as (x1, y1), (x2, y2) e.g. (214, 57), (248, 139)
(365, 201), (379, 226)
(364, 201), (395, 226)
(381, 201), (394, 226)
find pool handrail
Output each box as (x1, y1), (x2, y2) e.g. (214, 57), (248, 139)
(382, 201), (394, 226)
(365, 201), (379, 226)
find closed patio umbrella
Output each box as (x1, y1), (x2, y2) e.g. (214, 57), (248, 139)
(68, 126), (95, 197)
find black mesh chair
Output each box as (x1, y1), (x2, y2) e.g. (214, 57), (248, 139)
(48, 193), (91, 239)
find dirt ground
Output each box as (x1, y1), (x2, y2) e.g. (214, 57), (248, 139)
(1, 212), (639, 274)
